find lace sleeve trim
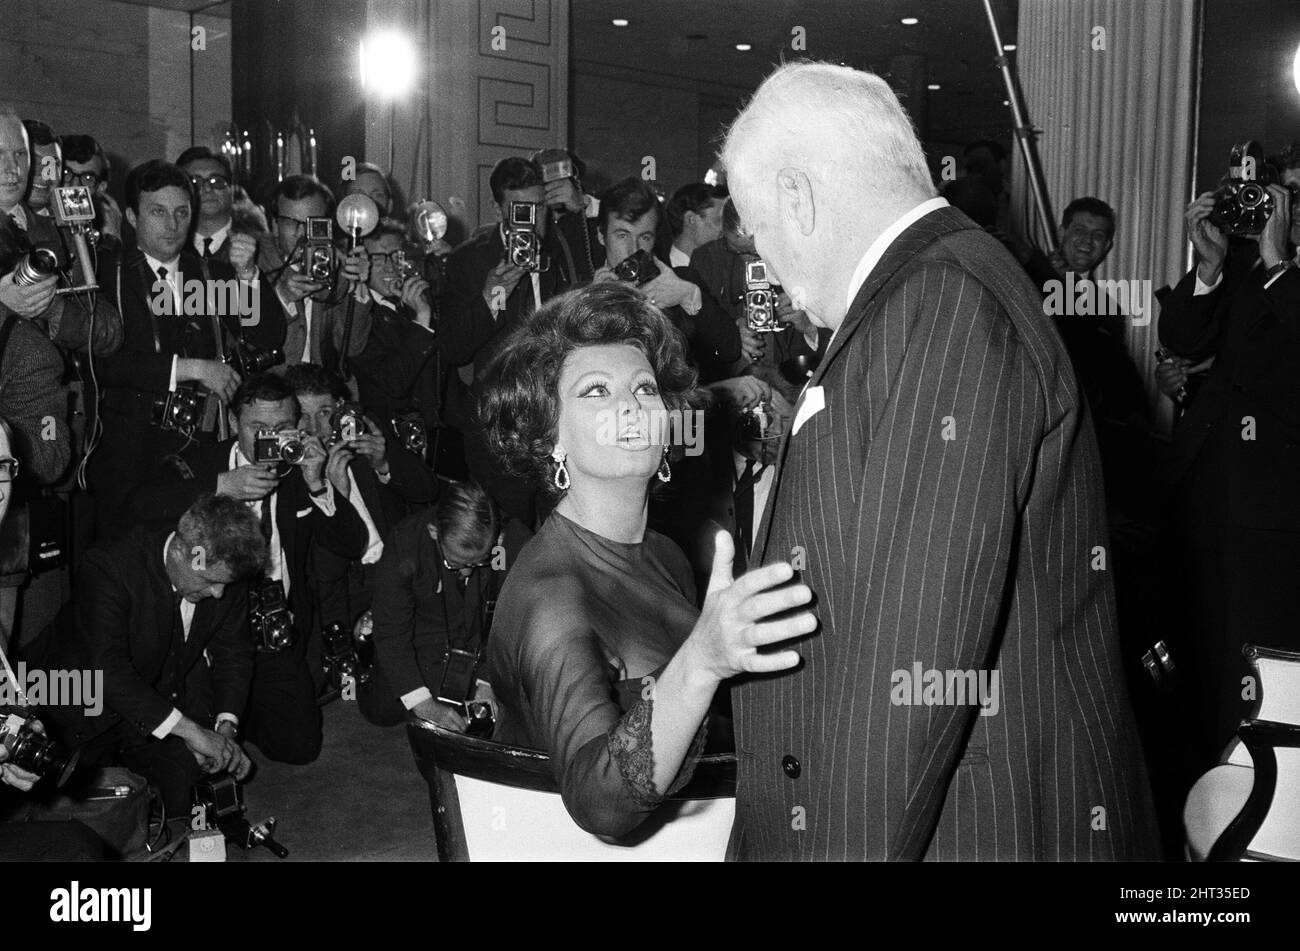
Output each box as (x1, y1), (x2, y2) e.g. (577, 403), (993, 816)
(606, 694), (709, 808)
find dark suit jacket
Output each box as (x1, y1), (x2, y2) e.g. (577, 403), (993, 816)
(731, 206), (1157, 861)
(370, 509), (528, 705)
(122, 437), (369, 644)
(351, 298), (443, 431)
(34, 526), (253, 745)
(438, 217), (593, 375)
(1158, 253), (1300, 532)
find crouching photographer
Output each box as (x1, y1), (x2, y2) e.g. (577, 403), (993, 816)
(25, 495), (263, 817)
(1158, 139), (1300, 767)
(367, 482), (529, 730)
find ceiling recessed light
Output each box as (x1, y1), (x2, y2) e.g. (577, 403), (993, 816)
(1003, 43), (1016, 51)
(1002, 99), (1010, 106)
(901, 17), (919, 26)
(735, 43), (752, 51)
(927, 83), (941, 90)
(612, 18), (629, 27)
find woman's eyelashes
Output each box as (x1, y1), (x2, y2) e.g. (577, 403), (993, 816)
(576, 378), (659, 399)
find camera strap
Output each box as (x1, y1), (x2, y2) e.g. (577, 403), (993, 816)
(0, 627), (31, 706)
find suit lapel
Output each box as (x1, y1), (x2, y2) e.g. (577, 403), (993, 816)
(755, 206), (976, 563)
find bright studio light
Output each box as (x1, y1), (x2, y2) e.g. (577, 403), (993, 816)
(360, 30), (417, 99)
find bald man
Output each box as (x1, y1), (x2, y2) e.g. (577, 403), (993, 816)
(720, 63), (1158, 861)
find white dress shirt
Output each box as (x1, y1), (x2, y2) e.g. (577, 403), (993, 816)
(195, 219), (231, 257)
(670, 244), (691, 269)
(734, 451), (776, 542)
(152, 532), (240, 739)
(843, 196), (951, 317)
(144, 252), (188, 393)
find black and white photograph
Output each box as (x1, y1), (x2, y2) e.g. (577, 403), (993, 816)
(0, 0), (1291, 931)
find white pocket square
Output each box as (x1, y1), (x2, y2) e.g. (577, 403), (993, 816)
(295, 507), (314, 518)
(792, 385), (826, 436)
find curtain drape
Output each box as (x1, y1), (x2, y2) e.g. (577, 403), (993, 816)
(1012, 0), (1200, 433)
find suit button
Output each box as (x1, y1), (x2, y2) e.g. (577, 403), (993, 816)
(781, 755), (801, 779)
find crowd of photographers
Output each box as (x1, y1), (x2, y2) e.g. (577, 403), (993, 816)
(1, 98), (1297, 860)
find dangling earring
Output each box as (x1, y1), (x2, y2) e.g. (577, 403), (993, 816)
(552, 449), (570, 490)
(657, 451), (672, 483)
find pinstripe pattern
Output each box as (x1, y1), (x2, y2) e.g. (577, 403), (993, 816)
(728, 208), (1158, 861)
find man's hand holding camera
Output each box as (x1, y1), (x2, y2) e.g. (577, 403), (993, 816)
(411, 698), (467, 732)
(1258, 183), (1294, 270)
(349, 417), (389, 476)
(0, 270), (57, 319)
(177, 358), (241, 404)
(295, 433), (331, 494)
(174, 716), (251, 780)
(0, 719), (44, 792)
(398, 273), (434, 326)
(640, 263), (701, 313)
(228, 232), (260, 282)
(483, 259), (526, 315)
(277, 266), (326, 305)
(544, 178), (584, 215)
(1186, 191), (1229, 285)
(337, 246), (370, 287)
(217, 461), (279, 501)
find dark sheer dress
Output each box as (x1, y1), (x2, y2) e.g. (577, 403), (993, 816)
(486, 510), (717, 837)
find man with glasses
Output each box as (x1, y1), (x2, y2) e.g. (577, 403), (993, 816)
(369, 481), (528, 729)
(175, 146), (286, 367)
(58, 134), (122, 243)
(257, 174), (371, 374)
(350, 220), (443, 452)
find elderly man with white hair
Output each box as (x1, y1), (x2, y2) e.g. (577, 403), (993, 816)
(720, 62), (1158, 861)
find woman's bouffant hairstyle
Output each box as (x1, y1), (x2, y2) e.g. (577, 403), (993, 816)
(482, 282), (701, 497)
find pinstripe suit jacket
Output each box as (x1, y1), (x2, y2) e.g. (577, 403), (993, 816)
(729, 206), (1158, 861)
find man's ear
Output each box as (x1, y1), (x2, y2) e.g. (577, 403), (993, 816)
(126, 207), (138, 231)
(776, 167), (815, 236)
(596, 228), (605, 248)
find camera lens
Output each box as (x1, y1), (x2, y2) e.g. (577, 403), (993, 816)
(281, 437), (306, 465)
(1239, 183), (1265, 208)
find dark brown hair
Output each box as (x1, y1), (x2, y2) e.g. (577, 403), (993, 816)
(482, 282), (701, 496)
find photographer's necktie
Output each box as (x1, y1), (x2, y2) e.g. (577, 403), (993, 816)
(201, 237), (212, 260)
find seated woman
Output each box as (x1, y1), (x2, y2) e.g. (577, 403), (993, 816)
(481, 282), (815, 838)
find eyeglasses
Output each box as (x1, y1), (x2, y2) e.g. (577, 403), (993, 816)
(369, 251), (401, 267)
(275, 215), (309, 233)
(61, 169), (102, 187)
(0, 458), (20, 480)
(189, 174), (231, 191)
(436, 539), (491, 572)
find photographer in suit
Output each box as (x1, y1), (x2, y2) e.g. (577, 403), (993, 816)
(256, 174), (371, 373)
(123, 373), (367, 763)
(87, 159), (245, 539)
(350, 220), (444, 442)
(284, 362), (435, 683)
(176, 146), (286, 364)
(592, 177), (741, 381)
(28, 494), (264, 815)
(665, 182), (727, 269)
(369, 481), (527, 728)
(57, 134), (123, 246)
(1158, 143), (1300, 765)
(440, 156), (595, 525)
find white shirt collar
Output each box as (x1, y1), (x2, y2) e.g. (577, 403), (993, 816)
(669, 244), (691, 269)
(844, 196), (949, 314)
(6, 204), (27, 230)
(371, 290), (398, 311)
(196, 219), (232, 254)
(143, 251), (182, 278)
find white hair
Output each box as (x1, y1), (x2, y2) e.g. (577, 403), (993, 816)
(722, 62), (935, 216)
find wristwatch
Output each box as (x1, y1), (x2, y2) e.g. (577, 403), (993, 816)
(1265, 260), (1296, 282)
